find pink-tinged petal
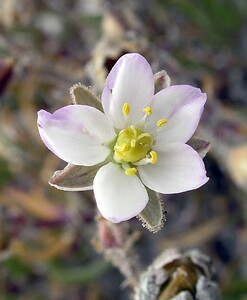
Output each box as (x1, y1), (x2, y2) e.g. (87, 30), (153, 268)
(101, 84), (113, 121)
(146, 85), (206, 143)
(102, 53), (154, 129)
(93, 162), (149, 223)
(37, 105), (116, 166)
(138, 143), (208, 194)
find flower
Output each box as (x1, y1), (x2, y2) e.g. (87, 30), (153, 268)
(37, 53), (208, 223)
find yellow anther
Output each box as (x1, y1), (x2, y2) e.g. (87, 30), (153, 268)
(148, 151), (158, 164)
(143, 106), (152, 115)
(125, 167), (137, 176)
(122, 103), (130, 115)
(156, 119), (168, 127)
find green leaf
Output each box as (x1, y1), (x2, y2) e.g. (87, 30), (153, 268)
(70, 83), (103, 111)
(138, 189), (165, 233)
(3, 256), (31, 280)
(49, 259), (109, 284)
(0, 158), (12, 188)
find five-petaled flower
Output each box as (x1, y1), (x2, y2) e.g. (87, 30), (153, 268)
(37, 53), (208, 223)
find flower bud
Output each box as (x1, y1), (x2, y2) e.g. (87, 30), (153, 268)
(135, 248), (220, 300)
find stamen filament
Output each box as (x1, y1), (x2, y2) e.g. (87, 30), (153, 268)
(138, 107), (153, 128)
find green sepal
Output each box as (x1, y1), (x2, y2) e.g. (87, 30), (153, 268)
(49, 162), (104, 191)
(70, 83), (103, 111)
(187, 137), (211, 158)
(138, 189), (165, 233)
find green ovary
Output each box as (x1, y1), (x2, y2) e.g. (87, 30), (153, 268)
(114, 126), (152, 163)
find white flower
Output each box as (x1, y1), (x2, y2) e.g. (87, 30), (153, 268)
(37, 53), (208, 223)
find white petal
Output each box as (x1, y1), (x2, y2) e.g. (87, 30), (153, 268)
(37, 105), (116, 166)
(94, 163), (149, 223)
(138, 143), (208, 194)
(102, 53), (154, 129)
(146, 85), (206, 143)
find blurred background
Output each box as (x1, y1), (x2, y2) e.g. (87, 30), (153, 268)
(0, 0), (247, 299)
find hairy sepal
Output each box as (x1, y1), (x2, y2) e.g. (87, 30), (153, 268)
(138, 189), (165, 233)
(70, 83), (103, 111)
(154, 70), (171, 93)
(49, 163), (104, 191)
(187, 137), (211, 158)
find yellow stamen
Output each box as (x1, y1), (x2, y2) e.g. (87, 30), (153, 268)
(122, 103), (130, 115)
(149, 151), (158, 164)
(143, 106), (152, 115)
(125, 167), (137, 176)
(156, 119), (168, 127)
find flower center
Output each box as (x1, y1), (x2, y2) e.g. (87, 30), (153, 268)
(111, 102), (167, 176)
(114, 125), (152, 163)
